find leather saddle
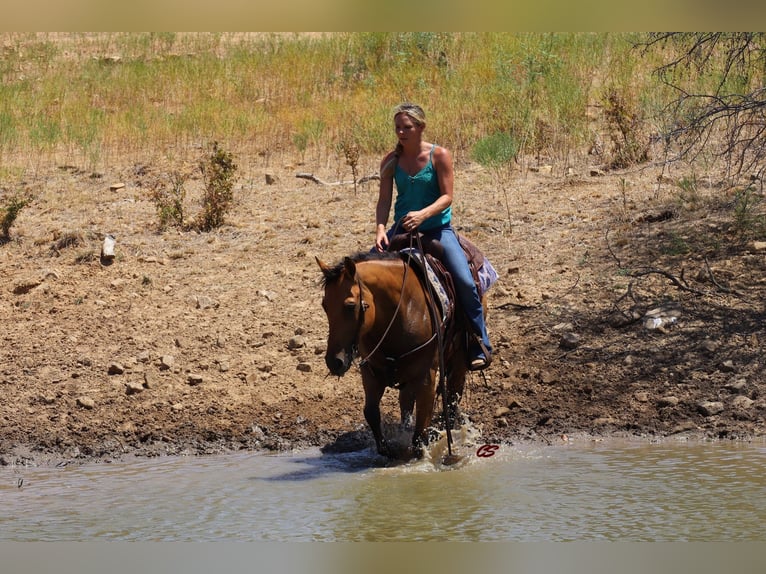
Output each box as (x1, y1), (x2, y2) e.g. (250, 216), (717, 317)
(387, 231), (487, 298)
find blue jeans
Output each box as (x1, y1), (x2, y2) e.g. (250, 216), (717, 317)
(387, 223), (492, 356)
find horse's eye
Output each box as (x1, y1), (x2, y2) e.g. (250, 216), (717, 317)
(344, 301), (357, 312)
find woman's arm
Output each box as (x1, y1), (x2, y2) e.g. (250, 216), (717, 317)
(400, 145), (454, 230)
(374, 152), (396, 251)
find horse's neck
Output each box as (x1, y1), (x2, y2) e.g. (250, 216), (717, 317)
(358, 260), (429, 333)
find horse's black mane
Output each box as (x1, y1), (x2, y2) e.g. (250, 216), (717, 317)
(320, 251), (402, 286)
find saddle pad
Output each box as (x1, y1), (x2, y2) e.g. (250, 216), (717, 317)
(400, 248), (451, 326)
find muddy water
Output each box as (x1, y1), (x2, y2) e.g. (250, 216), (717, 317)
(2, 437), (764, 541)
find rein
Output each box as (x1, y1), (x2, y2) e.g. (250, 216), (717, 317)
(357, 253), (438, 370)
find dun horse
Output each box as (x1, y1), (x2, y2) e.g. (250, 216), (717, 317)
(317, 251), (469, 460)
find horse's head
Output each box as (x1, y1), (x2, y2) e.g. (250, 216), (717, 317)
(317, 256), (370, 377)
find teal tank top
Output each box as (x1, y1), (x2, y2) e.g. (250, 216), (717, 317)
(393, 145), (452, 231)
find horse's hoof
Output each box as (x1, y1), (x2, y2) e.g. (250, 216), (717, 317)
(442, 453), (463, 466)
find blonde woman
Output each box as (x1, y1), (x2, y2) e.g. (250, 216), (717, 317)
(374, 103), (492, 370)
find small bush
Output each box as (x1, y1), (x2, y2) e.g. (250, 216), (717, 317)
(195, 142), (238, 232)
(1, 192), (30, 240)
(471, 131), (518, 168)
(603, 88), (649, 169)
(149, 171), (187, 230)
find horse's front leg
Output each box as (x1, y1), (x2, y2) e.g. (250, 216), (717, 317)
(362, 371), (389, 457)
(410, 368), (438, 458)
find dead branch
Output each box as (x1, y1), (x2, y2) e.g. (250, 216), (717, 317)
(704, 256), (744, 296)
(296, 173), (380, 186)
(629, 267), (706, 296)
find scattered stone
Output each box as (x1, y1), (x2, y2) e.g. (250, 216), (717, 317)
(125, 381), (144, 395)
(752, 241), (766, 251)
(76, 396), (95, 410)
(643, 305), (680, 331)
(137, 350), (151, 363)
(634, 391), (650, 403)
(109, 183), (125, 191)
(195, 295), (218, 310)
(101, 234), (116, 263)
(296, 362), (312, 372)
(700, 339), (718, 354)
(187, 373), (204, 386)
(159, 355), (175, 371)
(265, 173), (277, 185)
(107, 362), (125, 375)
(658, 396), (679, 407)
(732, 396), (754, 409)
(724, 379), (747, 394)
(539, 370), (557, 385)
(589, 167), (605, 177)
(719, 360), (736, 373)
(12, 279), (42, 295)
(287, 336), (306, 350)
(670, 420), (697, 434)
(697, 400), (724, 416)
(593, 416), (617, 426)
(495, 406), (511, 418)
(143, 372), (156, 389)
(257, 290), (277, 301)
(559, 332), (580, 350)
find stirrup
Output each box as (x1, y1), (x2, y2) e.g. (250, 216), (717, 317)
(469, 354), (491, 371)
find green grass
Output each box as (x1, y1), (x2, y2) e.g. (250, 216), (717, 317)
(0, 32), (694, 172)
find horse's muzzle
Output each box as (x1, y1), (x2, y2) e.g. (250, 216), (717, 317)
(325, 349), (353, 376)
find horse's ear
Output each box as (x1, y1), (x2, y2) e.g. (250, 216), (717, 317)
(343, 256), (357, 278)
(316, 256), (332, 277)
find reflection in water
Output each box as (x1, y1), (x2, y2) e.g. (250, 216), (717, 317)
(1, 438), (764, 541)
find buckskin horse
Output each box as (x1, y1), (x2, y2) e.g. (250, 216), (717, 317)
(317, 249), (471, 460)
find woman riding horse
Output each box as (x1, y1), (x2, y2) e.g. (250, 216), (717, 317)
(374, 102), (492, 371)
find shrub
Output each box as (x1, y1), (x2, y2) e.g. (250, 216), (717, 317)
(195, 141), (238, 232)
(1, 192), (30, 240)
(149, 171), (187, 230)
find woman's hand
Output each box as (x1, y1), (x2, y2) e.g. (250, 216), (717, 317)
(401, 210), (426, 232)
(374, 227), (389, 252)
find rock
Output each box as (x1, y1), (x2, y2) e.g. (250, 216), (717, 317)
(159, 355), (175, 371)
(732, 396), (754, 409)
(658, 396), (679, 407)
(559, 332), (580, 350)
(719, 360), (736, 373)
(724, 379), (747, 394)
(107, 362), (125, 375)
(195, 295), (218, 310)
(699, 339), (718, 354)
(101, 234), (116, 261)
(643, 305), (680, 331)
(76, 396), (95, 409)
(125, 381), (144, 395)
(495, 406), (511, 418)
(187, 373), (204, 386)
(634, 391), (650, 403)
(296, 362), (312, 372)
(257, 290), (277, 301)
(589, 168), (605, 177)
(287, 336), (306, 350)
(110, 183), (125, 191)
(752, 241), (766, 251)
(265, 173), (277, 185)
(539, 370), (557, 384)
(697, 400), (724, 416)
